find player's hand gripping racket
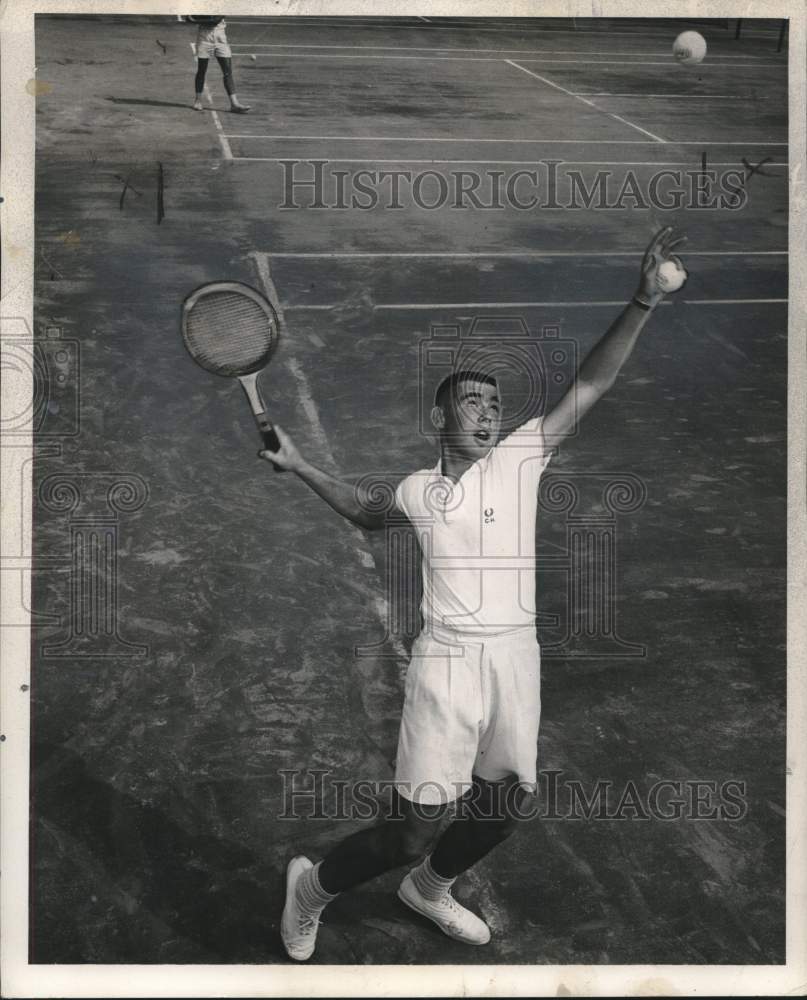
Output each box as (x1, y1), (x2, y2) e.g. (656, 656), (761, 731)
(181, 281), (284, 471)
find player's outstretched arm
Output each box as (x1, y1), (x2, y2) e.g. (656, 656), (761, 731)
(543, 226), (686, 442)
(259, 425), (391, 531)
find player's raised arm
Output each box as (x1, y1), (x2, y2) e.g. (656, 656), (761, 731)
(543, 226), (686, 442)
(259, 425), (394, 531)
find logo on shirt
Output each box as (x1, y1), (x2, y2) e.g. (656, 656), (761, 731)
(484, 506), (495, 524)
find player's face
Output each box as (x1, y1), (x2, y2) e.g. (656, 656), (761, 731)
(443, 379), (502, 457)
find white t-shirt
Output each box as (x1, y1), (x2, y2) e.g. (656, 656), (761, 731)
(394, 417), (552, 635)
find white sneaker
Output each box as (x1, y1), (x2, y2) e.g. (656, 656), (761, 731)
(192, 99), (203, 111)
(398, 872), (491, 945)
(281, 856), (321, 961)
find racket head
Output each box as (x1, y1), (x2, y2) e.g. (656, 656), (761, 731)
(181, 281), (279, 378)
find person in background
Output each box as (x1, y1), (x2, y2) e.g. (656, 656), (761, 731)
(186, 15), (250, 113)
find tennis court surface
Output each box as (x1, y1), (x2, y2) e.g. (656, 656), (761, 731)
(30, 15), (786, 964)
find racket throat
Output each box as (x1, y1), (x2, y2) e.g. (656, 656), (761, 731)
(238, 371), (268, 421)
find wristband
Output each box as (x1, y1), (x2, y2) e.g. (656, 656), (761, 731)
(632, 295), (654, 311)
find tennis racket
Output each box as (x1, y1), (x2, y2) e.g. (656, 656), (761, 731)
(181, 281), (283, 471)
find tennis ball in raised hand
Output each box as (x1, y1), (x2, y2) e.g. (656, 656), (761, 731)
(673, 30), (707, 66)
(656, 258), (688, 293)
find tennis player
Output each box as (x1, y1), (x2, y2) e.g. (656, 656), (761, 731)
(262, 227), (685, 960)
(186, 15), (250, 113)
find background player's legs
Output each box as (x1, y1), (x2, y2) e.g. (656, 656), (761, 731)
(216, 56), (250, 113)
(317, 790), (446, 894)
(429, 774), (527, 878)
(193, 57), (209, 110)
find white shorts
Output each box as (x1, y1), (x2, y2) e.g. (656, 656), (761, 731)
(196, 23), (231, 59)
(394, 625), (541, 805)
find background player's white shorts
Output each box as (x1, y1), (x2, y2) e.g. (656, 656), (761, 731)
(394, 625), (541, 805)
(196, 24), (231, 59)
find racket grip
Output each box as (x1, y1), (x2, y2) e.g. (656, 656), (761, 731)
(256, 417), (285, 473)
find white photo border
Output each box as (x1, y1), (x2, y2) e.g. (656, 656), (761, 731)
(1, 1), (805, 995)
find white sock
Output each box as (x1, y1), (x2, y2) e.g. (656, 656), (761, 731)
(410, 855), (456, 901)
(296, 861), (338, 916)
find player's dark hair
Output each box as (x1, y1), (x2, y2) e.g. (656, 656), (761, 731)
(434, 370), (498, 411)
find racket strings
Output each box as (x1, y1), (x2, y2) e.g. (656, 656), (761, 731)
(184, 291), (277, 376)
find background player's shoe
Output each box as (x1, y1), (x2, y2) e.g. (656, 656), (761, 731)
(230, 99), (250, 113)
(281, 856), (321, 961)
(398, 872), (491, 945)
(192, 98), (203, 111)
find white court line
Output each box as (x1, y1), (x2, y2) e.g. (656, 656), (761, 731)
(207, 102), (233, 160)
(189, 42), (232, 160)
(228, 43), (775, 60)
(221, 134), (788, 146)
(287, 305), (344, 311)
(249, 251), (402, 652)
(260, 251), (788, 258)
(516, 57), (784, 67)
(226, 15), (786, 36)
(225, 18), (787, 41)
(240, 52), (494, 61)
(228, 157), (788, 166)
(287, 299), (786, 311)
(684, 298), (788, 305)
(372, 301), (674, 310)
(505, 59), (665, 144)
(281, 301), (672, 311)
(648, 140), (788, 145)
(237, 51), (783, 68)
(250, 252), (329, 459)
(226, 17), (428, 25)
(573, 93), (747, 99)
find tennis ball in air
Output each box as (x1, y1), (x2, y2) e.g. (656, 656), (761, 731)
(673, 30), (707, 66)
(250, 54), (257, 61)
(657, 258), (687, 293)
